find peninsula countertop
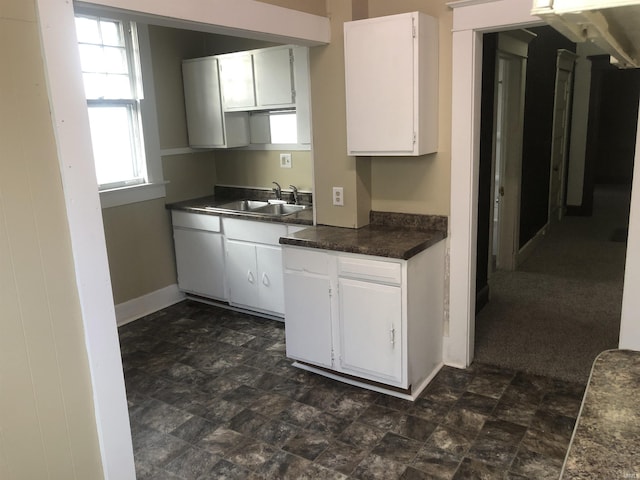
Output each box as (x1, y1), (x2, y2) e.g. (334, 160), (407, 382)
(279, 212), (447, 260)
(561, 349), (640, 479)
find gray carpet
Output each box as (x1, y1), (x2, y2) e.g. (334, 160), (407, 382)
(474, 185), (630, 384)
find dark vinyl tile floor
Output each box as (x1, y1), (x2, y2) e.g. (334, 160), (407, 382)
(120, 300), (586, 480)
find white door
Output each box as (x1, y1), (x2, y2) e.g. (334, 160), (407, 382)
(338, 278), (403, 384)
(256, 245), (285, 315)
(254, 48), (294, 108)
(174, 228), (226, 299)
(489, 31), (533, 273)
(549, 50), (576, 223)
(284, 271), (333, 367)
(226, 240), (257, 309)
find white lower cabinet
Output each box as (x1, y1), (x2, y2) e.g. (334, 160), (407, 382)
(226, 240), (284, 315)
(172, 211), (226, 300)
(283, 248), (333, 367)
(338, 278), (402, 384)
(283, 241), (445, 399)
(223, 218), (304, 317)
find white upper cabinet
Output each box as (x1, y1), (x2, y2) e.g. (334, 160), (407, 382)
(254, 47), (295, 108)
(218, 45), (295, 111)
(218, 53), (256, 110)
(344, 12), (439, 156)
(182, 56), (249, 148)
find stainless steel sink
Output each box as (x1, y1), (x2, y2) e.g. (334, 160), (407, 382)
(205, 199), (309, 217)
(252, 203), (309, 216)
(214, 200), (268, 212)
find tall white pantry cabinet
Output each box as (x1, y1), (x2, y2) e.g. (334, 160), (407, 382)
(344, 12), (439, 156)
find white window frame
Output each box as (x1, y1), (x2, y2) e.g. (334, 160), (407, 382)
(74, 6), (165, 208)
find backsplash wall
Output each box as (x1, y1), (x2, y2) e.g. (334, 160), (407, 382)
(215, 150), (313, 192)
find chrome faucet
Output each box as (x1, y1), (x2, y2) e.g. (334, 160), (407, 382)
(272, 181), (282, 200)
(289, 185), (299, 205)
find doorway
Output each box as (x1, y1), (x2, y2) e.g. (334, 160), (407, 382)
(473, 26), (636, 382)
(489, 31), (533, 274)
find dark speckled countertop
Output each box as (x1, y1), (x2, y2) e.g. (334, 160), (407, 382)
(561, 349), (640, 479)
(280, 212), (447, 260)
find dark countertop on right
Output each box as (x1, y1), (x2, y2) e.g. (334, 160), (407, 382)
(279, 211), (447, 260)
(561, 349), (640, 479)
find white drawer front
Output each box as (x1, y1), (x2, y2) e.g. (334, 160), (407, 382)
(283, 247), (329, 275)
(172, 210), (221, 232)
(338, 256), (402, 285)
(223, 218), (287, 245)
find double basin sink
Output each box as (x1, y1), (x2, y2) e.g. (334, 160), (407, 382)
(206, 199), (309, 217)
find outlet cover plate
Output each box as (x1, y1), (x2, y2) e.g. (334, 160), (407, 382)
(332, 187), (344, 206)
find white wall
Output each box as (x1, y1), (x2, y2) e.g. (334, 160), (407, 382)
(619, 104), (640, 350)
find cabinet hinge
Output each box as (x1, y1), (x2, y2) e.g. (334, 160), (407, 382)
(331, 349), (335, 366)
(292, 89), (296, 102)
(412, 18), (416, 38)
(328, 287), (332, 297)
(413, 132), (417, 144)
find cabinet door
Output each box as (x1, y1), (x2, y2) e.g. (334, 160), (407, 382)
(218, 54), (256, 110)
(256, 245), (285, 315)
(338, 278), (403, 384)
(254, 47), (294, 108)
(226, 240), (258, 309)
(344, 13), (416, 154)
(284, 271), (333, 368)
(182, 57), (225, 147)
(174, 228), (225, 300)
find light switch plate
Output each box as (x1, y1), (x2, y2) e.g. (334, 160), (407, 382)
(280, 153), (292, 168)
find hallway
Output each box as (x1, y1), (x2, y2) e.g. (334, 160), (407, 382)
(474, 184), (630, 383)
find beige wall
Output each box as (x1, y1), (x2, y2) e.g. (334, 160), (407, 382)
(216, 150), (313, 191)
(368, 0), (452, 216)
(258, 0), (327, 16)
(0, 1), (103, 478)
(102, 199), (176, 304)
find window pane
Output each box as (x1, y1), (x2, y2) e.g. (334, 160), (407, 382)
(83, 73), (107, 99)
(103, 46), (129, 74)
(100, 20), (124, 46)
(270, 113), (297, 143)
(78, 44), (104, 73)
(88, 106), (141, 186)
(75, 16), (100, 44)
(104, 74), (133, 98)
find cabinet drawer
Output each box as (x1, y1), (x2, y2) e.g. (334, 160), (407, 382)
(223, 218), (287, 245)
(283, 247), (329, 275)
(172, 211), (221, 232)
(338, 257), (402, 285)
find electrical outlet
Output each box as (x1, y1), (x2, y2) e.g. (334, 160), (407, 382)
(332, 187), (344, 206)
(280, 153), (292, 168)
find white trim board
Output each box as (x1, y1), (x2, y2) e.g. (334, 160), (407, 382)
(115, 284), (185, 327)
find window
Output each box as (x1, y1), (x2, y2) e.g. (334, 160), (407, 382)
(75, 14), (146, 190)
(248, 110), (299, 145)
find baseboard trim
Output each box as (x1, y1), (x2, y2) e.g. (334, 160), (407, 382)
(516, 223), (548, 267)
(115, 284), (185, 327)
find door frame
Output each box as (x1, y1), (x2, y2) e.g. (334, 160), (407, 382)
(448, 0), (640, 368)
(489, 30), (533, 274)
(548, 49), (577, 223)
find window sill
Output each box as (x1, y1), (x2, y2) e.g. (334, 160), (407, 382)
(99, 181), (167, 209)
